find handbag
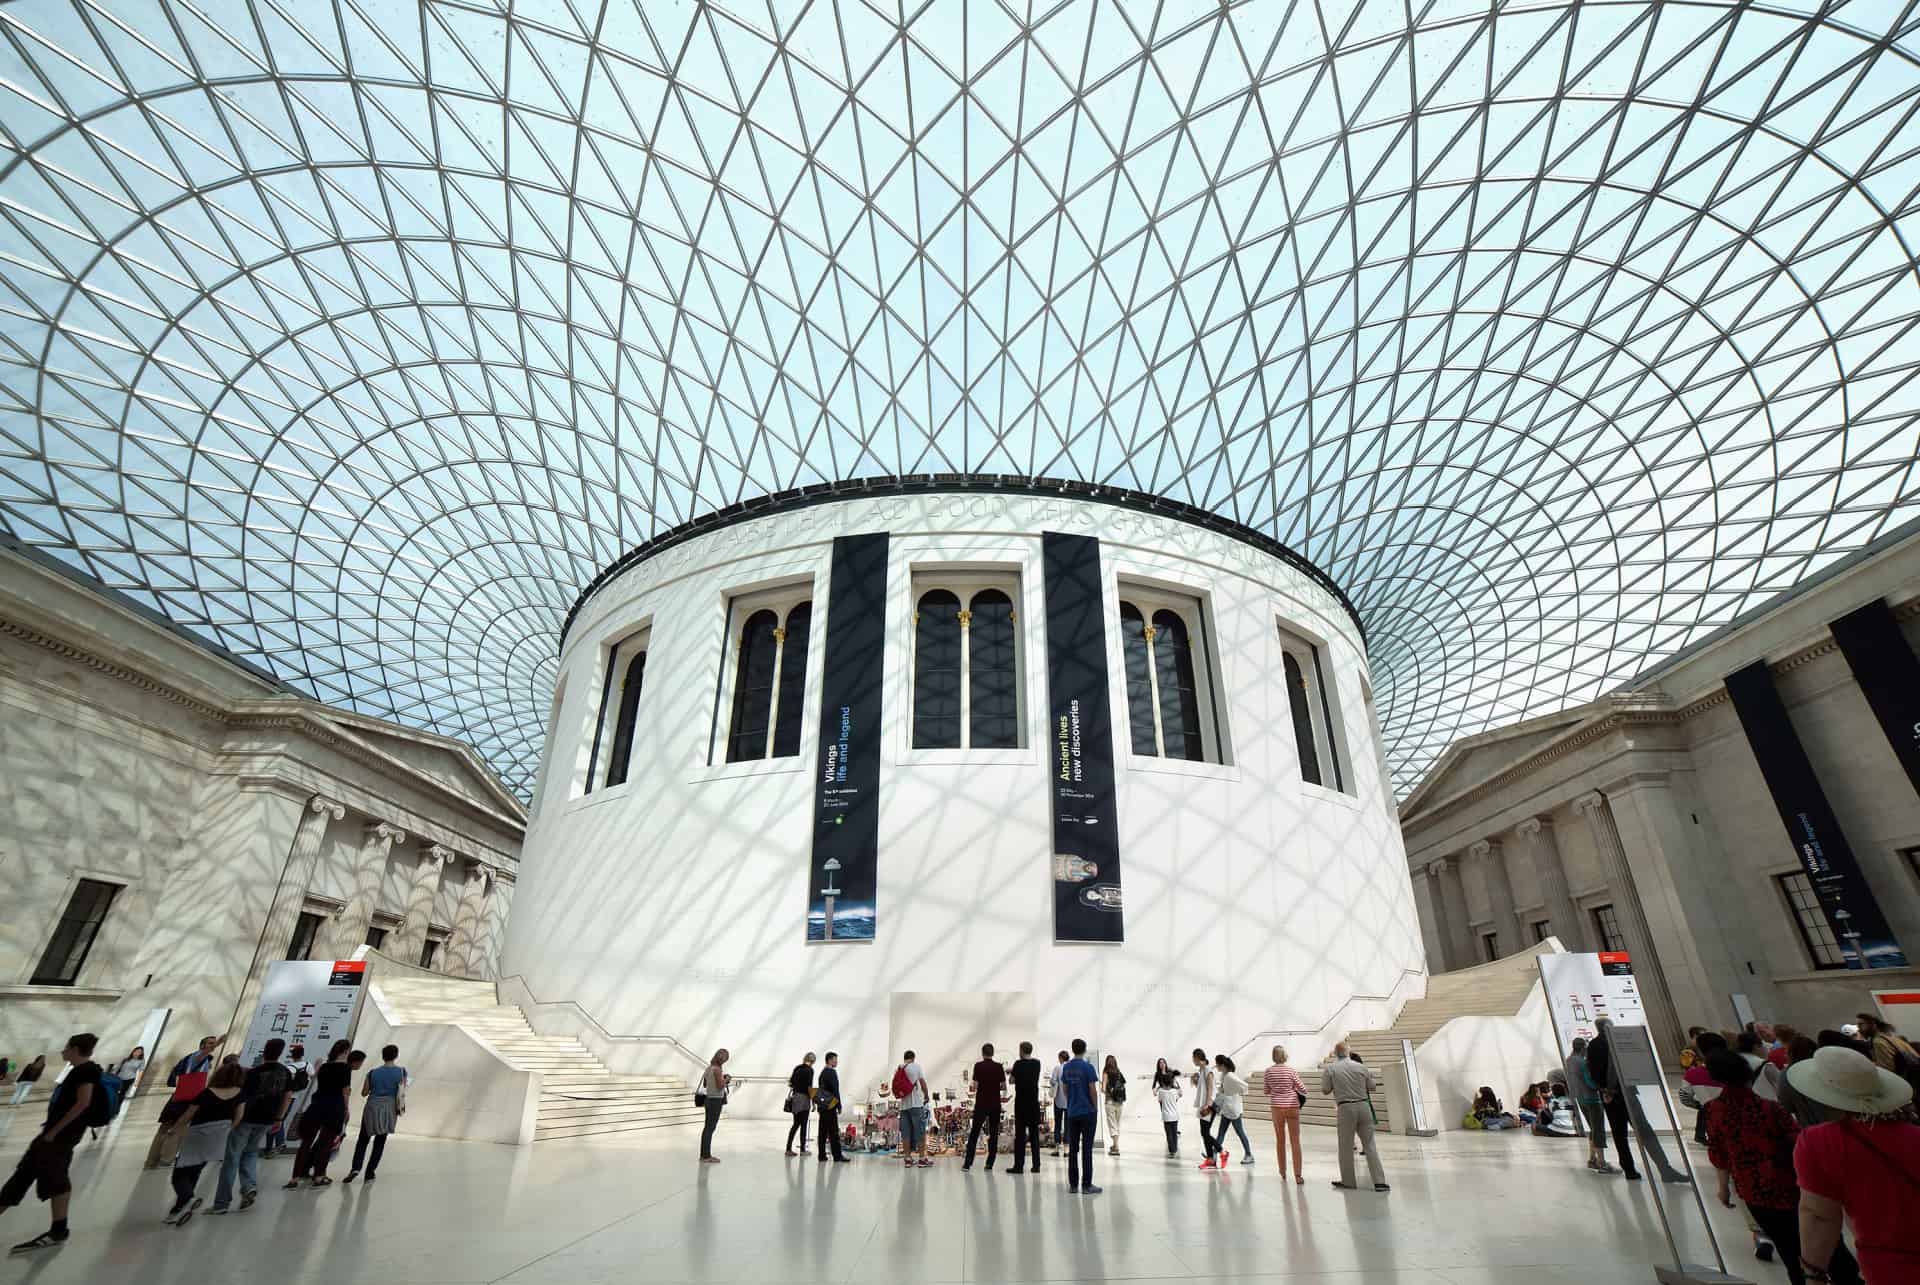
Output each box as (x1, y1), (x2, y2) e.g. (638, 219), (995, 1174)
(171, 1070), (209, 1103)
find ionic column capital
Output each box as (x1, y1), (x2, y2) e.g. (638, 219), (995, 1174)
(1516, 816), (1547, 838)
(308, 794), (346, 822)
(364, 820), (407, 847)
(1426, 857), (1451, 878)
(424, 844), (457, 868)
(1571, 790), (1607, 816)
(1468, 838), (1500, 860)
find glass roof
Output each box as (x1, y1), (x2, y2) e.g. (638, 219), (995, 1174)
(1, 1), (1917, 803)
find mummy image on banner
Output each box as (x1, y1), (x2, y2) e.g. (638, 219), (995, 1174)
(806, 532), (888, 942)
(1042, 531), (1124, 943)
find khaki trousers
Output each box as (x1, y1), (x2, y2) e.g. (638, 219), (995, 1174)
(1336, 1100), (1385, 1187)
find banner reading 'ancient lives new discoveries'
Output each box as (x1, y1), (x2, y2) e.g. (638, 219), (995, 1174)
(1042, 531), (1124, 943)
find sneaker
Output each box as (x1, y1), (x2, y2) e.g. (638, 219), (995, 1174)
(1081, 1184), (1102, 1195)
(1068, 1184), (1079, 1194)
(342, 1171), (358, 1184)
(1374, 1183), (1391, 1192)
(1241, 1155), (1254, 1165)
(1198, 1157), (1217, 1170)
(174, 1198), (202, 1228)
(1006, 1167), (1024, 1175)
(961, 1164), (973, 1172)
(206, 1204), (231, 1215)
(239, 1190), (257, 1211)
(364, 1173), (377, 1183)
(9, 1231), (68, 1254)
(1756, 1242), (1775, 1263)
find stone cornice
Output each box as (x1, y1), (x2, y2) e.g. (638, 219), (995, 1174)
(0, 617), (228, 721)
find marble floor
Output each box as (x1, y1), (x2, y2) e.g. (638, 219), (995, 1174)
(0, 1101), (1766, 1284)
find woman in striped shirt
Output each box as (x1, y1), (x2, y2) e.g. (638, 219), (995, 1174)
(1262, 1046), (1308, 1183)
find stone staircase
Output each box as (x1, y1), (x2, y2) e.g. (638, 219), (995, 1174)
(1296, 946), (1549, 1131)
(375, 975), (703, 1141)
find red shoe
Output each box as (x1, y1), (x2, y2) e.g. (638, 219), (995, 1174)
(1198, 1157), (1217, 1170)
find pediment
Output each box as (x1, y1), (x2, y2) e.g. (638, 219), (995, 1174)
(1400, 707), (1595, 819)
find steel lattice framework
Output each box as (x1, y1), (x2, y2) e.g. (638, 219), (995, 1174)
(1, 0), (1917, 802)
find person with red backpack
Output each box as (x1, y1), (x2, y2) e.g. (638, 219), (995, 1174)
(893, 1051), (930, 1168)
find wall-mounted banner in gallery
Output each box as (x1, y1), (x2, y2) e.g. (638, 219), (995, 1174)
(1042, 531), (1124, 943)
(806, 532), (889, 942)
(239, 959), (366, 1067)
(1828, 599), (1920, 800)
(1725, 660), (1909, 969)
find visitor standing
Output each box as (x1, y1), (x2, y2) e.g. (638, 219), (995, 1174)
(1776, 1037), (1825, 1128)
(1703, 1051), (1861, 1285)
(1007, 1041), (1043, 1175)
(1262, 1046), (1307, 1182)
(1153, 1059), (1182, 1158)
(1049, 1051), (1069, 1155)
(163, 1061), (244, 1227)
(815, 1052), (847, 1163)
(1190, 1048), (1218, 1164)
(343, 1044), (406, 1183)
(1059, 1038), (1100, 1195)
(697, 1049), (731, 1165)
(270, 1043), (314, 1157)
(1788, 1044), (1920, 1285)
(1101, 1056), (1126, 1156)
(0, 1033), (100, 1254)
(111, 1047), (146, 1092)
(287, 1039), (352, 1188)
(1322, 1043), (1388, 1192)
(964, 1044), (1005, 1171)
(1564, 1037), (1614, 1173)
(1589, 1018), (1690, 1183)
(1203, 1054), (1253, 1167)
(210, 1039), (291, 1213)
(785, 1052), (816, 1156)
(7, 1056), (43, 1108)
(894, 1050), (930, 1168)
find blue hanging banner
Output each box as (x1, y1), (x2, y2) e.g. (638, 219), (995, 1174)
(1724, 659), (1908, 969)
(1829, 599), (1920, 801)
(1042, 531), (1124, 943)
(805, 532), (889, 943)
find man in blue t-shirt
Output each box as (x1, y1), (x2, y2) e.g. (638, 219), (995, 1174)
(1058, 1038), (1101, 1195)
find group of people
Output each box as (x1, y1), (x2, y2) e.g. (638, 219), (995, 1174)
(0, 1029), (409, 1254)
(1675, 1013), (1920, 1285)
(753, 1039), (1390, 1196)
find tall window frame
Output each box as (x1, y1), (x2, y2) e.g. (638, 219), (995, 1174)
(1590, 903), (1626, 953)
(30, 877), (123, 986)
(1117, 583), (1229, 764)
(909, 571), (1026, 751)
(1776, 871), (1846, 970)
(583, 627), (649, 793)
(1276, 623), (1349, 793)
(713, 583), (814, 765)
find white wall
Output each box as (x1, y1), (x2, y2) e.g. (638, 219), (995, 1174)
(505, 492), (1425, 1099)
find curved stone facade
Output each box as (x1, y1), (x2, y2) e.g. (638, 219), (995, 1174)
(506, 490), (1422, 1101)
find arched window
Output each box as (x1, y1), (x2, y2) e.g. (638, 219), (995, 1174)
(968, 589), (1018, 749)
(1284, 651), (1322, 786)
(1119, 585), (1228, 763)
(913, 589), (962, 748)
(603, 649), (646, 787)
(726, 609), (780, 762)
(1151, 609), (1204, 761)
(1119, 601), (1157, 756)
(772, 602), (811, 758)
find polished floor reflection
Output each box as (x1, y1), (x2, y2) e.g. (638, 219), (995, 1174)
(0, 1100), (1759, 1284)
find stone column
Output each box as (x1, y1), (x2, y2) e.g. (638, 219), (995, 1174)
(387, 844), (453, 965)
(1517, 816), (1587, 950)
(325, 821), (406, 960)
(1573, 791), (1683, 1051)
(474, 868), (516, 981)
(446, 859), (494, 978)
(1426, 858), (1471, 972)
(228, 795), (344, 1043)
(1468, 838), (1524, 959)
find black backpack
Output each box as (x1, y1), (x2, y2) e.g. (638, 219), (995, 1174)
(290, 1064), (311, 1093)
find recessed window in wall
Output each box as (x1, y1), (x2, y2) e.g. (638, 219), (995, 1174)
(364, 925), (389, 950)
(1118, 585), (1227, 763)
(1481, 931), (1500, 963)
(1776, 872), (1846, 970)
(583, 630), (648, 793)
(1531, 919), (1552, 945)
(1590, 903), (1625, 953)
(1276, 624), (1348, 792)
(716, 586), (813, 763)
(420, 935), (443, 970)
(911, 574), (1024, 750)
(30, 878), (121, 986)
(287, 909), (324, 962)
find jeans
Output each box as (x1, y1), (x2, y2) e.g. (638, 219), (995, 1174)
(1162, 1119), (1179, 1155)
(7, 1082), (32, 1107)
(1212, 1112), (1252, 1159)
(1013, 1112), (1041, 1169)
(1052, 1105), (1066, 1149)
(350, 1129), (387, 1176)
(214, 1122), (269, 1206)
(900, 1104), (927, 1153)
(699, 1100), (723, 1158)
(817, 1107), (843, 1160)
(1065, 1114), (1096, 1189)
(786, 1107), (809, 1152)
(966, 1110), (1000, 1166)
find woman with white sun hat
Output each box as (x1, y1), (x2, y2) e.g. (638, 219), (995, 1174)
(1786, 1045), (1918, 1284)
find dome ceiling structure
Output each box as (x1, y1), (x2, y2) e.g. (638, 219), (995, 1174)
(1, 0), (1917, 803)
